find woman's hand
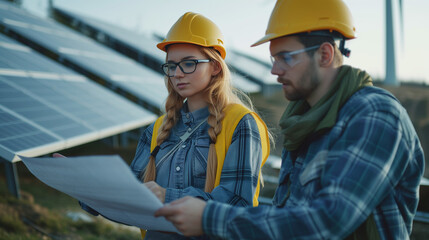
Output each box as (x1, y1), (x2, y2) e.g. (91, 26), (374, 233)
(144, 181), (166, 203)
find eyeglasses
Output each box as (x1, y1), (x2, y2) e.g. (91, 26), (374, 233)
(270, 45), (320, 68)
(161, 59), (210, 77)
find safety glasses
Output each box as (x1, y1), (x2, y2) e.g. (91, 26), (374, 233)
(161, 59), (210, 77)
(270, 45), (320, 68)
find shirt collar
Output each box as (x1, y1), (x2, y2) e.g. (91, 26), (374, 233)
(180, 102), (210, 125)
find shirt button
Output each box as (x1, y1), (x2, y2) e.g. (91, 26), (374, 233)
(182, 144), (186, 148)
(188, 128), (192, 132)
(186, 113), (190, 118)
(176, 166), (181, 172)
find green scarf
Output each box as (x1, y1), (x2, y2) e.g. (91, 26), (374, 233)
(279, 65), (373, 151)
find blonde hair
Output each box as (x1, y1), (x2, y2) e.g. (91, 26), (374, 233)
(142, 46), (255, 192)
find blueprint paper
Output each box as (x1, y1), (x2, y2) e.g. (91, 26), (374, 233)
(20, 155), (178, 233)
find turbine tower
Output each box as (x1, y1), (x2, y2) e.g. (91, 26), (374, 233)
(385, 0), (403, 86)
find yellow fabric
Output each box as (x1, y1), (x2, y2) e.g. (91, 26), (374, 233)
(141, 115), (165, 239)
(150, 104), (269, 205)
(150, 115), (165, 151)
(212, 104), (269, 206)
(141, 104), (269, 238)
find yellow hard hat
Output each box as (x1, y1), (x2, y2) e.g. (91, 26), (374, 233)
(157, 12), (226, 59)
(252, 0), (356, 47)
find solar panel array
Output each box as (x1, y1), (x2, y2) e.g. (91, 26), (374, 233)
(53, 7), (262, 94)
(55, 8), (166, 69)
(228, 50), (278, 86)
(0, 32), (156, 162)
(0, 1), (168, 111)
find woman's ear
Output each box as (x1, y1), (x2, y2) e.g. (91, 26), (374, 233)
(318, 42), (335, 67)
(211, 61), (222, 76)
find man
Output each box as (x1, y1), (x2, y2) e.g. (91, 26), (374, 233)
(155, 0), (425, 239)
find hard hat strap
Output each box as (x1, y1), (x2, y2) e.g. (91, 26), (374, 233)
(339, 38), (351, 58)
(303, 31), (351, 58)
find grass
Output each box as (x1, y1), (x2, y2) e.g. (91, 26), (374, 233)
(0, 182), (141, 240)
(0, 142), (142, 240)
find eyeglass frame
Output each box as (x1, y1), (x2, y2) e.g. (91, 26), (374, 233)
(161, 59), (211, 77)
(270, 45), (321, 69)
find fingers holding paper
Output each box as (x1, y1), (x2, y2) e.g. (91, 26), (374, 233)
(155, 196), (206, 236)
(144, 181), (166, 203)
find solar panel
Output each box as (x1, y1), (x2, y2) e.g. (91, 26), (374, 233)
(0, 106), (60, 161)
(55, 8), (165, 65)
(52, 7), (261, 93)
(228, 50), (278, 86)
(0, 32), (157, 163)
(0, 1), (168, 111)
(230, 72), (261, 93)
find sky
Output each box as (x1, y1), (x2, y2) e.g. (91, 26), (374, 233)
(21, 0), (429, 84)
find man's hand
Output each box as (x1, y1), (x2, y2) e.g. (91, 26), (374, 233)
(144, 181), (166, 203)
(155, 196), (206, 236)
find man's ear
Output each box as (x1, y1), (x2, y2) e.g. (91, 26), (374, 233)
(317, 42), (335, 67)
(211, 61), (222, 76)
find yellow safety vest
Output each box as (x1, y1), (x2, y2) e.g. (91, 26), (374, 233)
(141, 104), (269, 238)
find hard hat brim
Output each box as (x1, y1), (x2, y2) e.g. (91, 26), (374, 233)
(251, 27), (356, 48)
(251, 33), (280, 47)
(157, 40), (226, 59)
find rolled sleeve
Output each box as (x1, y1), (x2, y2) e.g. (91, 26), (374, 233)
(203, 200), (232, 238)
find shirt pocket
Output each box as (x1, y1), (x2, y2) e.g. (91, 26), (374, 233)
(298, 151), (328, 198)
(191, 136), (209, 189)
(155, 140), (176, 168)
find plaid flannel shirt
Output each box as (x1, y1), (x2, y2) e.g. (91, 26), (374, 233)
(203, 86), (425, 240)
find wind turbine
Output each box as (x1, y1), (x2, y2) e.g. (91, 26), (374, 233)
(385, 0), (403, 86)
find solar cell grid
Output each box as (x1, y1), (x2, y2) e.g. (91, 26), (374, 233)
(1, 77), (92, 138)
(0, 32), (157, 164)
(54, 8), (166, 62)
(0, 107), (59, 153)
(0, 1), (168, 109)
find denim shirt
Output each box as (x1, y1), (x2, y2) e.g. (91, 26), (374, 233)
(202, 87), (424, 240)
(130, 104), (263, 240)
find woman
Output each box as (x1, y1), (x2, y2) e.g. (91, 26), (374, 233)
(130, 12), (270, 239)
